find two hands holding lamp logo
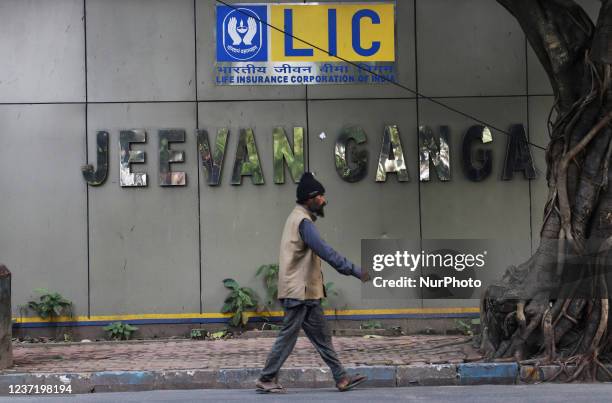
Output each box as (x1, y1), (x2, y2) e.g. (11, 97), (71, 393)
(227, 16), (258, 47)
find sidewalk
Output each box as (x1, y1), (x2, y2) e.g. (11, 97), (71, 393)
(0, 335), (597, 394)
(6, 335), (479, 372)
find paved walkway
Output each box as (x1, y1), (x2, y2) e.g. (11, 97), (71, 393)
(4, 335), (480, 374)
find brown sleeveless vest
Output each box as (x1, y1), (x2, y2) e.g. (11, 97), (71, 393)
(277, 205), (324, 300)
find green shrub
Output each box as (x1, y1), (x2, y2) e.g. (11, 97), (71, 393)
(261, 322), (282, 331)
(27, 288), (72, 320)
(208, 329), (229, 340)
(454, 319), (473, 336)
(360, 320), (383, 330)
(256, 264), (279, 308)
(221, 278), (259, 328)
(104, 322), (138, 340)
(190, 329), (204, 339)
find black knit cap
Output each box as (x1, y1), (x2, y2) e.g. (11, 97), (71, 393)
(296, 172), (325, 203)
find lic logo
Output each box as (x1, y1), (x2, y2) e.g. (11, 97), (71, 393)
(217, 6), (268, 62)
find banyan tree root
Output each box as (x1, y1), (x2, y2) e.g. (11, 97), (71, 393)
(480, 0), (612, 382)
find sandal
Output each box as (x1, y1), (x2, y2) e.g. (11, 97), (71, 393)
(255, 379), (286, 394)
(336, 374), (368, 392)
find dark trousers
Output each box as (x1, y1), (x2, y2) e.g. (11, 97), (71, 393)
(260, 300), (347, 382)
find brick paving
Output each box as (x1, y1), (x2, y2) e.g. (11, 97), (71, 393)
(3, 336), (481, 374)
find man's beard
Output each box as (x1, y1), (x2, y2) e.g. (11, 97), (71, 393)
(308, 202), (326, 218)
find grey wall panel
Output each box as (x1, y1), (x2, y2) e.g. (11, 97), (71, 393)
(197, 101), (306, 313)
(528, 96), (554, 251)
(0, 0), (85, 103)
(0, 104), (88, 317)
(307, 0), (416, 100)
(419, 97), (532, 309)
(87, 103), (199, 315)
(196, 0), (306, 101)
(527, 0), (601, 95)
(308, 99), (421, 309)
(417, 0), (525, 97)
(86, 0), (195, 102)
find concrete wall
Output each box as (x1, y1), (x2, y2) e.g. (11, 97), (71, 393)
(0, 0), (601, 322)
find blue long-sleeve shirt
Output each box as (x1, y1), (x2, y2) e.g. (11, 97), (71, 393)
(298, 219), (362, 279)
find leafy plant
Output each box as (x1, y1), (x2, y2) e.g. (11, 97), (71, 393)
(191, 328), (229, 340)
(321, 281), (339, 308)
(208, 329), (228, 340)
(256, 264), (279, 308)
(190, 329), (204, 340)
(261, 322), (282, 331)
(104, 321), (138, 340)
(360, 320), (383, 330)
(454, 319), (473, 336)
(221, 278), (259, 328)
(27, 288), (73, 320)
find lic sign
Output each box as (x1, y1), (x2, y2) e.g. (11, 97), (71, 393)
(216, 2), (395, 62)
(217, 5), (268, 62)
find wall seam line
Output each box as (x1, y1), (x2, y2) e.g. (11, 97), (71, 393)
(84, 0), (91, 319)
(194, 0), (203, 314)
(413, 0), (424, 309)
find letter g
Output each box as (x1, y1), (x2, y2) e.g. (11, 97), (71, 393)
(372, 254), (384, 271)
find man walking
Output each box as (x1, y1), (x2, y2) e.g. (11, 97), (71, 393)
(256, 172), (368, 393)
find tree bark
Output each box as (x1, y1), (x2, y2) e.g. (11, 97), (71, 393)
(0, 264), (12, 369)
(481, 1), (612, 378)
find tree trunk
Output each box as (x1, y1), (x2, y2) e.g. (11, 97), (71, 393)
(480, 0), (612, 380)
(0, 264), (12, 369)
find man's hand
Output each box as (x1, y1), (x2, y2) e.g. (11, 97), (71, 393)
(351, 266), (370, 282)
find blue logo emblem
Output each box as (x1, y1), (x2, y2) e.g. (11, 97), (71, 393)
(217, 6), (268, 62)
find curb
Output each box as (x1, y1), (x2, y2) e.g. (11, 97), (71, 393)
(3, 363), (610, 395)
(0, 363), (523, 395)
(457, 363), (517, 385)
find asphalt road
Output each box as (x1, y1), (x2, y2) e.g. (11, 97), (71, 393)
(1, 384), (611, 403)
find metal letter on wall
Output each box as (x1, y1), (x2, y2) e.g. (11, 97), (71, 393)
(502, 124), (537, 180)
(119, 129), (147, 187)
(81, 131), (109, 186)
(462, 125), (493, 182)
(158, 129), (186, 186)
(273, 127), (305, 184)
(334, 126), (368, 183)
(197, 128), (229, 186)
(376, 125), (410, 182)
(419, 125), (451, 182)
(231, 128), (264, 185)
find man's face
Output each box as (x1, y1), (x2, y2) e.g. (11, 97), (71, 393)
(306, 194), (327, 218)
